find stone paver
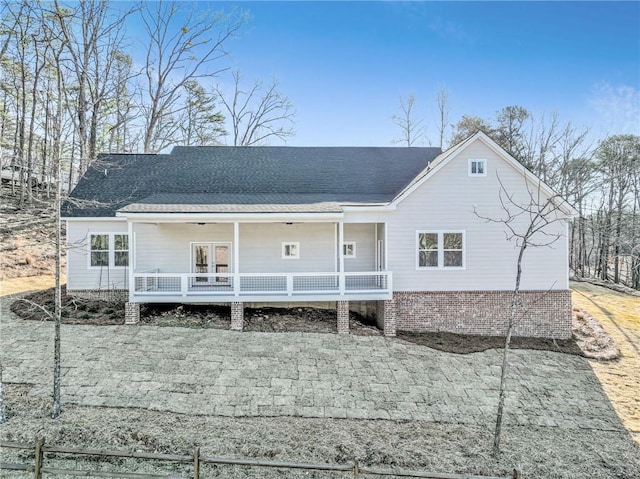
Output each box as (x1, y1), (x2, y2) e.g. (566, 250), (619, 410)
(0, 297), (623, 432)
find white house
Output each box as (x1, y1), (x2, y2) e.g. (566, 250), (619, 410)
(62, 132), (575, 338)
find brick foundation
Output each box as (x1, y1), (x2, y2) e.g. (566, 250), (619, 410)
(392, 290), (572, 339)
(124, 302), (140, 325)
(337, 300), (349, 334)
(68, 289), (128, 302)
(376, 299), (396, 337)
(231, 302), (244, 331)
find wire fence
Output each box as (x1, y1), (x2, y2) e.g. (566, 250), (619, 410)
(1, 438), (521, 479)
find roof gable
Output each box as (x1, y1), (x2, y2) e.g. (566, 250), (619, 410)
(391, 131), (578, 216)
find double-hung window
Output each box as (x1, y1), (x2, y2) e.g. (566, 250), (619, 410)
(343, 241), (356, 258)
(90, 234), (109, 267)
(114, 234), (129, 267)
(89, 233), (129, 268)
(468, 159), (487, 176)
(417, 231), (464, 269)
(282, 242), (300, 259)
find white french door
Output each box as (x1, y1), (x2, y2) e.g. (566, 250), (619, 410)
(192, 243), (231, 284)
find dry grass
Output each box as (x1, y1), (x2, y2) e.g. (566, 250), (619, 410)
(0, 197), (64, 281)
(571, 280), (640, 445)
(2, 383), (639, 479)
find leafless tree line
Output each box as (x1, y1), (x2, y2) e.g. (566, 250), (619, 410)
(0, 0), (296, 204)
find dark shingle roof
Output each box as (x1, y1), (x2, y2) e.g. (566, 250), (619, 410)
(62, 146), (441, 217)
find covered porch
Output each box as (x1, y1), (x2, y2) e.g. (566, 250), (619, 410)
(118, 209), (395, 333)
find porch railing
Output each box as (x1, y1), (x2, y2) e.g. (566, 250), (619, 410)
(133, 271), (391, 297)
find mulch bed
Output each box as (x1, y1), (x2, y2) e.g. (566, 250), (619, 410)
(10, 287), (619, 358)
(396, 330), (583, 355)
(10, 286), (125, 325)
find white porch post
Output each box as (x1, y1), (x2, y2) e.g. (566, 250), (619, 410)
(338, 221), (345, 294)
(233, 221), (240, 295)
(127, 220), (134, 301)
(383, 222), (388, 270)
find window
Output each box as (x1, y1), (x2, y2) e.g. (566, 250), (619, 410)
(90, 234), (109, 267)
(343, 241), (356, 258)
(89, 233), (129, 268)
(468, 159), (487, 176)
(114, 234), (129, 267)
(282, 242), (300, 259)
(417, 231), (464, 269)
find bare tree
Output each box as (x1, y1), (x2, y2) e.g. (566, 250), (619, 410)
(53, 0), (133, 174)
(140, 0), (245, 153)
(435, 85), (450, 149)
(391, 93), (425, 147)
(475, 175), (570, 457)
(0, 362), (6, 424)
(215, 70), (295, 146)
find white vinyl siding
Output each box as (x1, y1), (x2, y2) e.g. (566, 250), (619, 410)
(343, 223), (376, 272)
(134, 223), (234, 273)
(343, 139), (569, 291)
(240, 223), (335, 273)
(66, 220), (129, 290)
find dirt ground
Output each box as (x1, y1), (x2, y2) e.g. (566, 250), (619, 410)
(571, 281), (640, 445)
(0, 192), (63, 282)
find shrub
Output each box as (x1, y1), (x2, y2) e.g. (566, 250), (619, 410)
(78, 312), (91, 320)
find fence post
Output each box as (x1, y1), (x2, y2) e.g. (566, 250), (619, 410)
(193, 447), (200, 479)
(33, 436), (44, 479)
(353, 460), (359, 479)
(512, 469), (521, 479)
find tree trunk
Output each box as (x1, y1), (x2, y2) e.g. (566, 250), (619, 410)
(0, 362), (6, 424)
(493, 243), (526, 457)
(52, 153), (62, 419)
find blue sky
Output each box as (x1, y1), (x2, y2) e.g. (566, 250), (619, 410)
(132, 1), (640, 147)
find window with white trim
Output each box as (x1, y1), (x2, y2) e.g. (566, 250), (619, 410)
(343, 241), (356, 258)
(282, 242), (300, 259)
(90, 234), (109, 267)
(114, 234), (129, 267)
(417, 231), (464, 269)
(468, 159), (487, 176)
(89, 233), (129, 268)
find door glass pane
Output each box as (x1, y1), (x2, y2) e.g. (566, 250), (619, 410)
(215, 246), (229, 282)
(195, 245), (208, 282)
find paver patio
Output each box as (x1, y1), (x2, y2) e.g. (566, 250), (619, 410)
(0, 297), (623, 432)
